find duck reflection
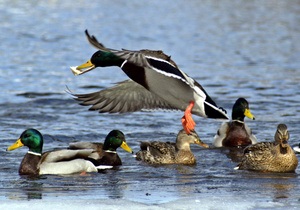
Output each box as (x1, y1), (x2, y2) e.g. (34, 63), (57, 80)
(7, 176), (43, 200)
(99, 168), (125, 199)
(220, 147), (245, 163)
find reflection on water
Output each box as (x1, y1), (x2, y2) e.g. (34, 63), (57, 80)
(220, 147), (245, 163)
(7, 177), (44, 200)
(270, 183), (293, 201)
(100, 169), (126, 199)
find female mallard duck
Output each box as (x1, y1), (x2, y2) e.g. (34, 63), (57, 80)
(135, 129), (208, 165)
(6, 129), (131, 175)
(70, 30), (228, 134)
(235, 124), (298, 173)
(69, 129), (133, 166)
(213, 98), (257, 147)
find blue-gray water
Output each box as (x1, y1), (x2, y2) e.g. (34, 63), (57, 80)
(1, 0), (300, 209)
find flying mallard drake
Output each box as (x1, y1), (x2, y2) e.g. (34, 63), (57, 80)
(69, 130), (133, 166)
(235, 124), (298, 173)
(6, 129), (120, 175)
(135, 129), (208, 165)
(70, 30), (228, 134)
(214, 98), (257, 147)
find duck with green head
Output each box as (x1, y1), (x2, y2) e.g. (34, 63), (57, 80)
(70, 30), (228, 135)
(235, 124), (298, 173)
(7, 129), (131, 175)
(69, 130), (133, 166)
(214, 98), (257, 147)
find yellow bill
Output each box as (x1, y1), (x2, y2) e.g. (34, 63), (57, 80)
(7, 138), (24, 151)
(120, 141), (133, 154)
(244, 108), (255, 120)
(194, 138), (209, 148)
(70, 60), (95, 76)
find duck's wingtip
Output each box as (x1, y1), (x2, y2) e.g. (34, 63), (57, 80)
(233, 166), (240, 170)
(293, 146), (300, 153)
(96, 165), (113, 170)
(64, 85), (73, 95)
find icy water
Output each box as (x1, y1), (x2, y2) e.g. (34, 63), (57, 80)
(1, 0), (300, 209)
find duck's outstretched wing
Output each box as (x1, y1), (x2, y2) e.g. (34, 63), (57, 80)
(70, 80), (177, 113)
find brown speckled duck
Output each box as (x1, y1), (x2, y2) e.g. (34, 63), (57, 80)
(235, 124), (298, 173)
(70, 30), (228, 134)
(214, 98), (257, 147)
(135, 129), (208, 165)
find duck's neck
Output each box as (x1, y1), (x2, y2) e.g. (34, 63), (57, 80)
(103, 142), (118, 152)
(176, 142), (191, 151)
(232, 119), (245, 124)
(28, 151), (42, 156)
(19, 153), (41, 175)
(232, 114), (245, 122)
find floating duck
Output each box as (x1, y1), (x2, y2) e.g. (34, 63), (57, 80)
(214, 98), (257, 147)
(235, 124), (298, 173)
(135, 129), (208, 165)
(69, 130), (133, 166)
(6, 129), (120, 175)
(70, 30), (228, 134)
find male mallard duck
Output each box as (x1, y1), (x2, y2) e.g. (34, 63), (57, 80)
(213, 98), (257, 147)
(235, 124), (298, 173)
(6, 129), (119, 175)
(70, 30), (228, 134)
(69, 130), (133, 166)
(135, 129), (208, 165)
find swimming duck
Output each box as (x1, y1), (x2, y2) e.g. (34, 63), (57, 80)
(214, 98), (257, 147)
(6, 129), (120, 175)
(70, 30), (228, 134)
(69, 129), (133, 166)
(135, 129), (208, 165)
(235, 124), (298, 173)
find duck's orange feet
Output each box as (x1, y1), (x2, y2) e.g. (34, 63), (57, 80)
(181, 101), (196, 134)
(80, 171), (87, 176)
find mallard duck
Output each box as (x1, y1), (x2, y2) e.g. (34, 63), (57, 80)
(69, 129), (133, 166)
(6, 128), (120, 175)
(235, 124), (298, 173)
(70, 30), (228, 134)
(135, 129), (208, 165)
(213, 98), (257, 147)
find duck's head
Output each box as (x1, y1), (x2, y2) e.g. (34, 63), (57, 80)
(274, 124), (289, 148)
(232, 98), (255, 121)
(176, 129), (209, 150)
(7, 129), (43, 154)
(103, 130), (133, 153)
(71, 51), (123, 76)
